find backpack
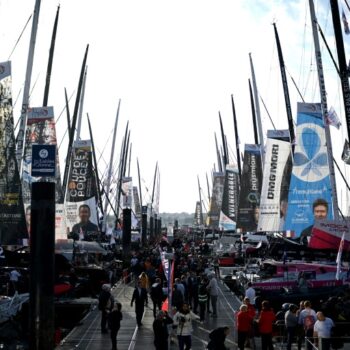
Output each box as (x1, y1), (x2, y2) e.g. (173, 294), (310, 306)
(303, 312), (315, 330)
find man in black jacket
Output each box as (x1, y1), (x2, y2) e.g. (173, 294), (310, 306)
(151, 278), (163, 318)
(131, 280), (148, 327)
(207, 326), (230, 350)
(153, 310), (173, 350)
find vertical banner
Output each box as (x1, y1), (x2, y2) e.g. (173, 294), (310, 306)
(207, 172), (225, 229)
(65, 140), (99, 240)
(219, 165), (239, 231)
(257, 138), (292, 232)
(0, 61), (28, 245)
(22, 106), (66, 239)
(133, 186), (141, 219)
(122, 177), (133, 208)
(237, 144), (263, 232)
(284, 103), (333, 236)
(194, 201), (203, 227)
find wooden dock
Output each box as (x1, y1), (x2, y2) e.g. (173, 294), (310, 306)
(58, 280), (241, 350)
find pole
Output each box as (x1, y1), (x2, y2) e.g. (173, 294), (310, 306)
(206, 172), (211, 202)
(214, 133), (223, 172)
(231, 95), (242, 178)
(29, 182), (55, 349)
(330, 0), (350, 141)
(103, 100), (121, 232)
(197, 176), (204, 226)
(75, 66), (87, 141)
(249, 79), (259, 145)
(16, 0), (41, 172)
(219, 112), (228, 166)
(309, 0), (340, 219)
(273, 22), (295, 144)
(43, 6), (60, 107)
(128, 143), (132, 177)
(64, 88), (71, 141)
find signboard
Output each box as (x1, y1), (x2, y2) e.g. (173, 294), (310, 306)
(31, 145), (56, 177)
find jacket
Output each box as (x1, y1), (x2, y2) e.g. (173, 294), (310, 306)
(173, 311), (199, 336)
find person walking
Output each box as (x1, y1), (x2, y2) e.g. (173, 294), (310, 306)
(243, 297), (256, 349)
(153, 310), (174, 350)
(198, 280), (208, 323)
(285, 304), (298, 350)
(151, 278), (163, 318)
(131, 280), (148, 327)
(98, 284), (114, 333)
(207, 326), (230, 350)
(298, 300), (316, 350)
(108, 302), (122, 350)
(258, 300), (276, 350)
(188, 272), (199, 313)
(313, 312), (334, 350)
(173, 303), (200, 350)
(237, 304), (253, 350)
(139, 271), (150, 290)
(207, 274), (219, 317)
(245, 282), (256, 306)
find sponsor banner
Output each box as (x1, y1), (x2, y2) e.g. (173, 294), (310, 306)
(22, 106), (64, 204)
(220, 165), (239, 231)
(133, 186), (141, 218)
(258, 138), (292, 232)
(284, 103), (333, 236)
(122, 177), (133, 208)
(194, 201), (203, 226)
(0, 61), (28, 245)
(237, 144), (263, 232)
(65, 140), (99, 238)
(267, 129), (290, 142)
(208, 172), (225, 228)
(342, 140), (350, 165)
(309, 220), (350, 250)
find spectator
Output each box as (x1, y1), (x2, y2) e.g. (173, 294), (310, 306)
(175, 278), (185, 298)
(139, 271), (150, 290)
(243, 297), (256, 349)
(172, 284), (184, 311)
(258, 300), (276, 350)
(313, 312), (334, 350)
(245, 282), (256, 306)
(131, 280), (148, 327)
(207, 274), (219, 317)
(98, 284), (114, 333)
(108, 302), (122, 350)
(198, 280), (208, 323)
(207, 326), (230, 350)
(237, 304), (253, 350)
(153, 310), (174, 350)
(151, 278), (163, 318)
(188, 272), (199, 313)
(285, 304), (298, 350)
(298, 300), (316, 350)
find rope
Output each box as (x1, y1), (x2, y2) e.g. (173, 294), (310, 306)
(8, 14), (32, 60)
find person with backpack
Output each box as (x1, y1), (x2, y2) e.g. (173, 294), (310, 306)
(258, 300), (276, 350)
(207, 326), (230, 350)
(298, 300), (317, 350)
(151, 278), (163, 318)
(108, 302), (122, 350)
(98, 284), (114, 333)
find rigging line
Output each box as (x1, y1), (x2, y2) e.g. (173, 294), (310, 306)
(8, 14), (32, 60)
(56, 90), (75, 123)
(260, 95), (276, 130)
(298, 2), (308, 89)
(345, 0), (350, 12)
(96, 130), (114, 165)
(286, 67), (305, 102)
(28, 72), (40, 99)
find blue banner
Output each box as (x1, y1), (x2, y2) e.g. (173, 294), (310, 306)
(284, 103), (333, 236)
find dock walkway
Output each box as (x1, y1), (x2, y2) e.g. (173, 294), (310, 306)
(58, 280), (241, 349)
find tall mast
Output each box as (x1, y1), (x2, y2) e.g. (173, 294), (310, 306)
(16, 0), (42, 172)
(43, 5), (60, 106)
(273, 23), (295, 144)
(137, 158), (143, 208)
(330, 0), (350, 142)
(231, 94), (242, 178)
(62, 45), (89, 196)
(128, 143), (132, 177)
(75, 66), (87, 141)
(309, 0), (339, 219)
(197, 176), (204, 225)
(151, 162), (158, 210)
(214, 133), (223, 172)
(123, 131), (131, 177)
(219, 112), (228, 166)
(249, 79), (259, 145)
(102, 99), (121, 231)
(206, 172), (211, 203)
(64, 88), (71, 141)
(87, 113), (104, 218)
(249, 53), (264, 149)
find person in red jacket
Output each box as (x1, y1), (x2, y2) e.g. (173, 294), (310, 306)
(243, 297), (256, 349)
(258, 300), (276, 350)
(237, 304), (253, 350)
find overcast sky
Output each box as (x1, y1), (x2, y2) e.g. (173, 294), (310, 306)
(0, 0), (349, 214)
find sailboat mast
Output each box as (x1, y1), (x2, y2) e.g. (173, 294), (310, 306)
(197, 176), (203, 225)
(75, 66), (87, 141)
(231, 95), (241, 178)
(206, 172), (211, 203)
(64, 88), (71, 143)
(62, 45), (89, 196)
(214, 133), (223, 172)
(330, 0), (350, 141)
(273, 23), (295, 144)
(43, 5), (60, 107)
(309, 0), (340, 219)
(137, 158), (143, 208)
(102, 99), (121, 231)
(249, 53), (264, 149)
(128, 143), (132, 177)
(219, 112), (228, 166)
(16, 0), (42, 172)
(123, 131), (131, 177)
(249, 79), (259, 145)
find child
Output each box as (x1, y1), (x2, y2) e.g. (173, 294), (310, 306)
(108, 302), (123, 350)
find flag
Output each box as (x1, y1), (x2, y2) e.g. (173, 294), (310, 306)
(326, 107), (341, 129)
(336, 233), (345, 280)
(342, 10), (350, 34)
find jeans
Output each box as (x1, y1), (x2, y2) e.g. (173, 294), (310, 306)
(305, 328), (314, 350)
(199, 302), (206, 321)
(261, 333), (273, 350)
(101, 310), (108, 331)
(320, 338), (331, 350)
(110, 327), (120, 349)
(286, 327), (296, 350)
(152, 299), (162, 318)
(177, 335), (191, 350)
(238, 331), (248, 350)
(211, 295), (218, 316)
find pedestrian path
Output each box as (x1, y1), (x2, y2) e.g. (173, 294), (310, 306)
(58, 280), (241, 350)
